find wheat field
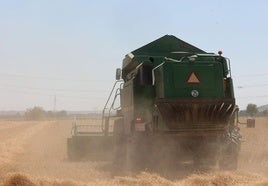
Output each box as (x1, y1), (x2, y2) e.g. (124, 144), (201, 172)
(0, 118), (268, 186)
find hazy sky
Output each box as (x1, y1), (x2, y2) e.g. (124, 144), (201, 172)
(0, 0), (268, 111)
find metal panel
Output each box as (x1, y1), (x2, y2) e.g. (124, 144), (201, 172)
(121, 80), (134, 134)
(156, 98), (235, 130)
(155, 61), (225, 98)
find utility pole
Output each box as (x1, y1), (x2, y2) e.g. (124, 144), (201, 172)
(53, 94), (57, 112)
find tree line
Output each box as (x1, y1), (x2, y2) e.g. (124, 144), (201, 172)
(24, 106), (67, 120)
(1, 104), (267, 120)
(240, 103), (268, 117)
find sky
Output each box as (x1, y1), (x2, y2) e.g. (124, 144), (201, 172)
(0, 0), (268, 111)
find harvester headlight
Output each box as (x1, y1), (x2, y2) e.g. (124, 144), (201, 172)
(189, 57), (196, 62)
(188, 55), (197, 62)
(191, 90), (199, 97)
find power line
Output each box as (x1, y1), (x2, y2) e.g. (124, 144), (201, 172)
(237, 83), (268, 89)
(0, 73), (111, 82)
(0, 84), (109, 93)
(237, 95), (268, 99)
(233, 73), (268, 78)
(0, 87), (108, 100)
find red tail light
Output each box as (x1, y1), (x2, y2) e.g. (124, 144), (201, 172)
(134, 117), (146, 132)
(135, 117), (143, 124)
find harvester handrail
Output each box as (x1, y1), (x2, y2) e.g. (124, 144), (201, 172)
(225, 57), (232, 77)
(108, 87), (121, 115)
(71, 117), (78, 136)
(101, 80), (123, 132)
(152, 62), (165, 85)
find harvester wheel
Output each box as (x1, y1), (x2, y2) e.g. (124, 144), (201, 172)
(193, 144), (217, 169)
(113, 135), (126, 168)
(67, 137), (80, 161)
(125, 134), (150, 171)
(219, 142), (239, 170)
(219, 127), (241, 170)
(113, 118), (127, 168)
(149, 138), (179, 171)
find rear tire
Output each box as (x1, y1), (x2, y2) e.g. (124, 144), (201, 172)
(193, 143), (217, 170)
(219, 142), (240, 170)
(67, 137), (80, 161)
(125, 134), (151, 172)
(219, 127), (241, 171)
(113, 118), (127, 169)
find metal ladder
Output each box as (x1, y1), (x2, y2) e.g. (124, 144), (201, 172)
(101, 80), (123, 136)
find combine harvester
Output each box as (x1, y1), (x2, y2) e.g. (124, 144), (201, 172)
(67, 35), (243, 170)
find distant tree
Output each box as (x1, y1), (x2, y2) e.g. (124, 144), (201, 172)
(263, 110), (268, 116)
(46, 111), (55, 118)
(246, 104), (258, 117)
(25, 106), (46, 120)
(239, 110), (247, 116)
(57, 110), (67, 117)
(46, 110), (67, 118)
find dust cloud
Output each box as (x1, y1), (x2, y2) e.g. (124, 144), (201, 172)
(0, 118), (268, 186)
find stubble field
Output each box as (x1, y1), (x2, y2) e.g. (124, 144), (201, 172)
(0, 117), (268, 186)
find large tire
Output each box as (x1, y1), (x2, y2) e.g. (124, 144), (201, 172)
(67, 137), (80, 161)
(150, 137), (179, 171)
(129, 136), (180, 172)
(113, 118), (127, 169)
(219, 127), (241, 170)
(125, 134), (151, 172)
(113, 134), (126, 168)
(219, 142), (240, 170)
(113, 118), (151, 172)
(193, 143), (217, 170)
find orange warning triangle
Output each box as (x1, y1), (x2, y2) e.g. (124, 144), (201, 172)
(187, 72), (200, 84)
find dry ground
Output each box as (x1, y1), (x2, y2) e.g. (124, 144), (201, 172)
(0, 118), (268, 185)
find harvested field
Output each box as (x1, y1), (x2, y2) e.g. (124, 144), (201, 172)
(0, 118), (268, 186)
